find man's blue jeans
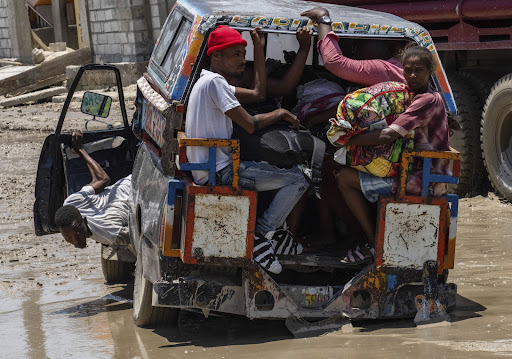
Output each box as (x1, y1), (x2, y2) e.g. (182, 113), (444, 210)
(216, 161), (309, 235)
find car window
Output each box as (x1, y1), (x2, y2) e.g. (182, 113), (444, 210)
(152, 13), (182, 67)
(151, 11), (192, 84)
(60, 89), (127, 133)
(161, 18), (192, 77)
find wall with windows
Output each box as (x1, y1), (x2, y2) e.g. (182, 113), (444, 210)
(0, 0), (11, 58)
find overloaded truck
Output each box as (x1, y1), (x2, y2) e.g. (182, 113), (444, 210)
(128, 0), (461, 334)
(35, 0), (463, 336)
(318, 0), (512, 200)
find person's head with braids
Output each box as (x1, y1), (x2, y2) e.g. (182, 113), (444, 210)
(401, 42), (436, 94)
(54, 205), (90, 248)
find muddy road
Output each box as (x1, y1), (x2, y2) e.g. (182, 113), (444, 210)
(1, 102), (512, 358)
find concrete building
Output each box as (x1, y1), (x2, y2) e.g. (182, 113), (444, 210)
(0, 0), (33, 62)
(0, 0), (176, 64)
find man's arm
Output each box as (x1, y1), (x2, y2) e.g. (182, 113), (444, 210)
(71, 129), (111, 193)
(225, 106), (299, 134)
(234, 27), (267, 103)
(267, 26), (313, 97)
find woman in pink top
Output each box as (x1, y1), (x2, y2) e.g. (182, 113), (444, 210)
(334, 44), (450, 264)
(297, 7), (408, 251)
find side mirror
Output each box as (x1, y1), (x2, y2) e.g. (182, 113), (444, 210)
(81, 91), (112, 118)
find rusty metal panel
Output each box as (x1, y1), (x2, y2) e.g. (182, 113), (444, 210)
(281, 285), (337, 309)
(153, 280), (246, 315)
(245, 267), (300, 319)
(382, 203), (440, 269)
(192, 193), (251, 258)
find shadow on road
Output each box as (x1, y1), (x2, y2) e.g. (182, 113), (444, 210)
(155, 311), (292, 347)
(53, 282), (486, 348)
(353, 293), (486, 333)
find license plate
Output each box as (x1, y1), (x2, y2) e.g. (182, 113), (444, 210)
(301, 287), (334, 307)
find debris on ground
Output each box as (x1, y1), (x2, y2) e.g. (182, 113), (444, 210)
(0, 46), (92, 108)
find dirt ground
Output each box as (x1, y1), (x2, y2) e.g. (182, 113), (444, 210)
(1, 101), (512, 358)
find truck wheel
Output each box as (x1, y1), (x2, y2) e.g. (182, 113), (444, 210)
(100, 245), (134, 283)
(133, 253), (179, 327)
(101, 256), (131, 283)
(481, 73), (512, 201)
(447, 73), (487, 196)
(457, 70), (499, 108)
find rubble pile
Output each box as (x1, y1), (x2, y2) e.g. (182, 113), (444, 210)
(0, 34), (92, 108)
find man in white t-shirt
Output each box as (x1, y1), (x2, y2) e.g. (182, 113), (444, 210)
(185, 26), (309, 274)
(54, 129), (131, 249)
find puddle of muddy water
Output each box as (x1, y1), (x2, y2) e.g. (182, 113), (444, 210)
(2, 227), (511, 359)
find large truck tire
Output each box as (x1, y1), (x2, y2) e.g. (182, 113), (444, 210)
(457, 70), (500, 108)
(481, 73), (512, 202)
(101, 256), (129, 283)
(133, 252), (179, 327)
(447, 73), (488, 196)
(100, 244), (134, 283)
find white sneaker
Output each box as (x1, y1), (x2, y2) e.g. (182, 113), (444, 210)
(253, 232), (282, 274)
(265, 229), (304, 255)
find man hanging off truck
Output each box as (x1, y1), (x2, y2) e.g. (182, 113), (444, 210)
(54, 129), (131, 249)
(185, 26), (308, 274)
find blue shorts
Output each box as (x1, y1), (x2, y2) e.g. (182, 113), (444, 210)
(359, 171), (394, 203)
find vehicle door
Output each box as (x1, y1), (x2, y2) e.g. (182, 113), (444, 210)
(34, 64), (137, 235)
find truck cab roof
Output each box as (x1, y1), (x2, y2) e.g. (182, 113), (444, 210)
(145, 0), (455, 115)
(181, 0), (419, 29)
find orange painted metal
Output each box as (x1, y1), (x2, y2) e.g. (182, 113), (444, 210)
(445, 238), (456, 269)
(181, 185), (257, 265)
(376, 195), (448, 275)
(375, 148), (459, 275)
(178, 132), (188, 164)
(161, 194), (184, 258)
(177, 132), (241, 188)
(444, 212), (456, 269)
(397, 149), (460, 199)
(161, 216), (181, 257)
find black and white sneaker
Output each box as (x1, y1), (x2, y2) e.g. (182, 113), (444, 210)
(266, 229), (304, 255)
(253, 232), (282, 274)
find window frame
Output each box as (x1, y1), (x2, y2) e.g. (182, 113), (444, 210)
(149, 8), (193, 86)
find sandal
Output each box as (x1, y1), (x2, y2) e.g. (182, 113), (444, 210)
(340, 244), (374, 264)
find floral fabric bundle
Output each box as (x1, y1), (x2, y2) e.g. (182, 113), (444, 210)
(327, 81), (414, 177)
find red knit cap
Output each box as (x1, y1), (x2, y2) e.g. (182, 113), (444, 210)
(207, 25), (247, 56)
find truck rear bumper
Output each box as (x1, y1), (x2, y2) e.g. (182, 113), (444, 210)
(152, 267), (458, 321)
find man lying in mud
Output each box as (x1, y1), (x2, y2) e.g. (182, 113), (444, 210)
(54, 129), (131, 249)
